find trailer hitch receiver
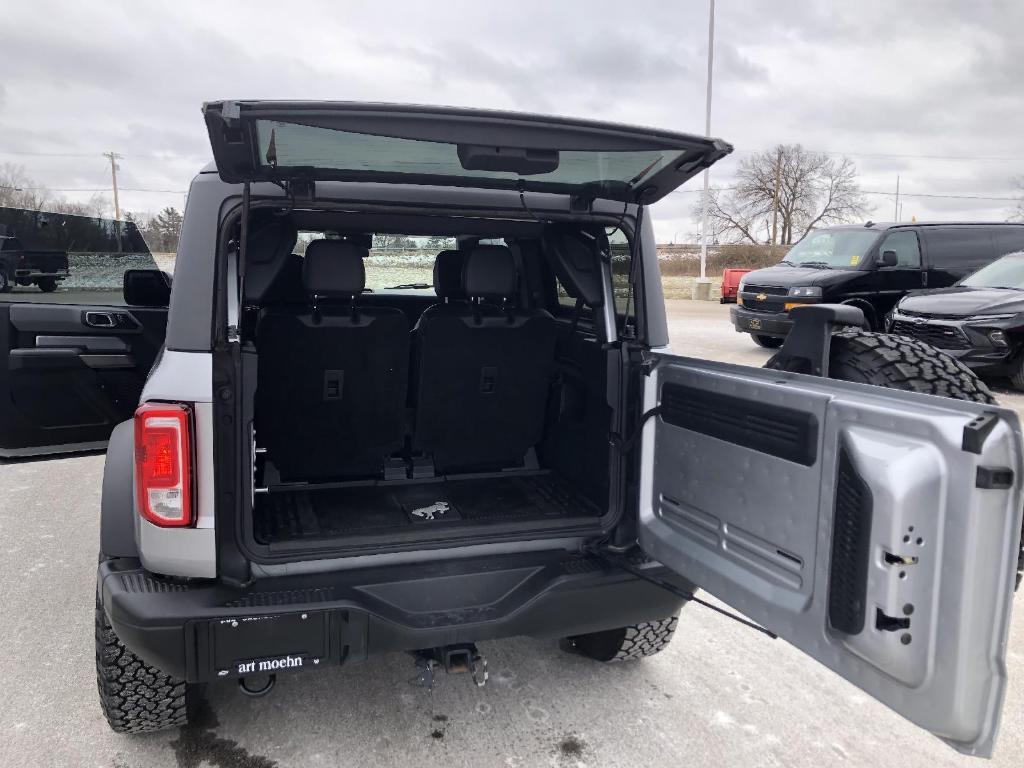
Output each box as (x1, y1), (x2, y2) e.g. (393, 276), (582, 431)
(410, 643), (489, 689)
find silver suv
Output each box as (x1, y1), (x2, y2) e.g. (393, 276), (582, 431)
(93, 101), (1022, 758)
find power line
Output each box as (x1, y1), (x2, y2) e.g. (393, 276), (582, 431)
(0, 150), (99, 158)
(0, 148), (205, 160)
(862, 190), (1019, 202)
(667, 187), (1020, 203)
(0, 185), (185, 193)
(730, 148), (1024, 162)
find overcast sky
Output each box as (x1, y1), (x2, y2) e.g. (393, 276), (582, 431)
(1, 0), (1021, 242)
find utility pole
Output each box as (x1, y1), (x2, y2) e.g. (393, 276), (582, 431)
(697, 0), (715, 297)
(770, 146), (782, 248)
(104, 152), (122, 220)
(894, 175), (900, 222)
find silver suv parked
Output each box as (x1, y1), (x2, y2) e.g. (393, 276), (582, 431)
(91, 102), (1022, 758)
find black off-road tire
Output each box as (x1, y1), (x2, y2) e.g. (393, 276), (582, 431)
(96, 597), (195, 733)
(36, 277), (58, 292)
(828, 328), (996, 403)
(827, 328), (1022, 590)
(751, 334), (783, 349)
(562, 616), (678, 662)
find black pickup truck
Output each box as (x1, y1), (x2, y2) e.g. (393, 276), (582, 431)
(0, 235), (69, 292)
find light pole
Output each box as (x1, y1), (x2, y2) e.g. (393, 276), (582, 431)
(697, 0), (715, 297)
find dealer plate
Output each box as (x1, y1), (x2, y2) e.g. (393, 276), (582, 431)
(211, 611), (328, 678)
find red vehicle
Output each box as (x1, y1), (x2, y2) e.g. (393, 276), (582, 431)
(719, 267), (752, 303)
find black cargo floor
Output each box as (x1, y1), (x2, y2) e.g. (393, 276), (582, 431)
(253, 473), (602, 544)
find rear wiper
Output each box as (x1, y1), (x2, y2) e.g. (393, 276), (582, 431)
(385, 283), (432, 290)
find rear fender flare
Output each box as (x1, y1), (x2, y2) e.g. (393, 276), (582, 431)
(100, 420), (138, 559)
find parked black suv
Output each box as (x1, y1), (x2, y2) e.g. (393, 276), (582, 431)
(85, 102), (1023, 757)
(890, 250), (1024, 388)
(730, 222), (1024, 348)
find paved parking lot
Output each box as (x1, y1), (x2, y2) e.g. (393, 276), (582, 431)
(1, 299), (1021, 767)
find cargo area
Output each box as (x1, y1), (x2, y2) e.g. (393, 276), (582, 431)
(239, 211), (623, 554)
(253, 473), (602, 544)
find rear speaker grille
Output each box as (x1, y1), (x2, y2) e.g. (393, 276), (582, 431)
(660, 382), (818, 466)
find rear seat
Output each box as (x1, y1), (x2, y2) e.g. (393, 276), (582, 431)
(256, 240), (409, 481)
(412, 244), (556, 472)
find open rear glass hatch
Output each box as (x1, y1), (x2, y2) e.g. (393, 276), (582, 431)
(203, 101), (732, 203)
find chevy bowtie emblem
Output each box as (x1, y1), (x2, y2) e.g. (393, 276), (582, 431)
(756, 293), (768, 301)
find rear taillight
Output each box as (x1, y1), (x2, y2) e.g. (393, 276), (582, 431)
(134, 403), (194, 527)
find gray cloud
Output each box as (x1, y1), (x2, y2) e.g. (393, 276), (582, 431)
(0, 0), (1020, 232)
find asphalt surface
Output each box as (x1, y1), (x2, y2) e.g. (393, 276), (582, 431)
(1, 298), (1022, 767)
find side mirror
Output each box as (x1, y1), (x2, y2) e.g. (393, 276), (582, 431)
(879, 250), (898, 268)
(123, 268), (171, 307)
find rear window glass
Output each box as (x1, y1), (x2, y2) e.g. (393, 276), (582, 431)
(0, 206), (158, 306)
(921, 227), (994, 268)
(993, 227), (1024, 258)
(256, 120), (683, 190)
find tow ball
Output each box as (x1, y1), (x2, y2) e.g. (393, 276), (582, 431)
(411, 643), (488, 689)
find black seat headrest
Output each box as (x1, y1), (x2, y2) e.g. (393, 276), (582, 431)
(433, 250), (466, 300)
(303, 240), (366, 298)
(463, 245), (516, 301)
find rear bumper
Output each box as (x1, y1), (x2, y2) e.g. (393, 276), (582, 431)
(729, 305), (793, 337)
(98, 552), (691, 682)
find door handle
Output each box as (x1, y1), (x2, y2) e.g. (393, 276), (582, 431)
(83, 311), (116, 328)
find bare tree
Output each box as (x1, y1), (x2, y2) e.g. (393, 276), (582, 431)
(0, 163), (111, 218)
(697, 145), (870, 245)
(0, 163), (50, 211)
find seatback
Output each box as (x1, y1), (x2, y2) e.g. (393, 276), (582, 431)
(257, 240), (409, 481)
(413, 245), (556, 472)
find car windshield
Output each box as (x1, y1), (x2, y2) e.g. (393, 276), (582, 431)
(782, 229), (880, 269)
(960, 254), (1024, 290)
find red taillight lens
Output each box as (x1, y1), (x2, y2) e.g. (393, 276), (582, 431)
(134, 403), (193, 527)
